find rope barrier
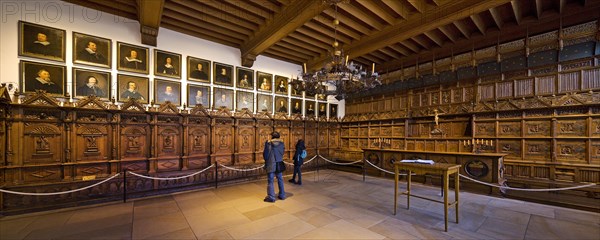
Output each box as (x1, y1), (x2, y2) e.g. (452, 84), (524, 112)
(459, 174), (597, 192)
(128, 164), (214, 180)
(218, 163), (264, 172)
(318, 155), (362, 165)
(0, 173), (121, 196)
(303, 155), (319, 164)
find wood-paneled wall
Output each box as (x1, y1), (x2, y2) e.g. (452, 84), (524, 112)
(0, 92), (338, 214)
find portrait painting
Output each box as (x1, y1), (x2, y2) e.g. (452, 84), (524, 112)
(187, 56), (210, 82)
(317, 102), (327, 117)
(213, 62), (233, 86)
(275, 75), (288, 95)
(72, 32), (111, 68)
(155, 49), (181, 79)
(213, 88), (234, 110)
(117, 74), (149, 103)
(257, 72), (273, 93)
(290, 79), (303, 96)
(20, 61), (66, 96)
(236, 67), (254, 90)
(73, 68), (111, 99)
(329, 104), (338, 118)
(19, 21), (66, 62)
(305, 100), (316, 117)
(290, 98), (303, 115)
(155, 79), (181, 105)
(275, 96), (288, 114)
(117, 42), (149, 74)
(236, 91), (254, 112)
(187, 84), (209, 107)
(257, 94), (272, 113)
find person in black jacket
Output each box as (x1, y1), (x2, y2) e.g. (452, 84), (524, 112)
(289, 139), (306, 185)
(263, 131), (286, 202)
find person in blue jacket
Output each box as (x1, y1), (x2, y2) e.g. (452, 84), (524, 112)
(289, 139), (306, 185)
(263, 131), (286, 202)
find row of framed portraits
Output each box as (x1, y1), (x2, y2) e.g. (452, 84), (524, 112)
(19, 60), (338, 116)
(18, 21), (304, 96)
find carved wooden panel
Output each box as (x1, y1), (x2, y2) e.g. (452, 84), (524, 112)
(582, 68), (600, 90)
(380, 126), (391, 137)
(453, 88), (463, 103)
(480, 84), (495, 100)
(499, 140), (521, 159)
(524, 140), (552, 160)
(359, 127), (368, 137)
(536, 75), (556, 95)
(498, 122), (521, 137)
(157, 126), (181, 157)
(580, 169), (600, 183)
(23, 123), (63, 164)
(349, 139), (358, 148)
(556, 120), (586, 137)
(524, 121), (551, 137)
(392, 125), (404, 137)
(475, 122), (496, 137)
(412, 94), (420, 107)
(515, 78), (534, 97)
(392, 139), (403, 149)
(75, 125), (109, 161)
(558, 72), (581, 93)
(359, 139), (368, 148)
(369, 127), (380, 137)
(593, 119), (600, 137)
(556, 140), (586, 163)
(421, 93), (430, 106)
(328, 128), (339, 149)
(318, 128), (328, 148)
(496, 81), (513, 99)
(347, 128), (356, 137)
(23, 166), (63, 183)
(74, 164), (109, 179)
(187, 124), (210, 169)
(120, 126), (148, 160)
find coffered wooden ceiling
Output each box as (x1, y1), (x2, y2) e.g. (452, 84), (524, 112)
(65, 0), (600, 74)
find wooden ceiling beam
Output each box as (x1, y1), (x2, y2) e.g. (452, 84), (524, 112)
(240, 0), (328, 67)
(407, 0), (425, 13)
(288, 32), (329, 52)
(423, 31), (443, 47)
(270, 45), (314, 60)
(368, 51), (391, 62)
(307, 0), (511, 69)
(378, 48), (404, 59)
(264, 49), (306, 64)
(399, 40), (420, 53)
(276, 42), (319, 57)
(470, 14), (487, 35)
(381, 0), (410, 20)
(64, 0), (136, 20)
(355, 0), (398, 25)
(136, 0), (165, 46)
(511, 0), (522, 25)
(295, 27), (335, 46)
(489, 8), (504, 29)
(431, 0), (442, 6)
(281, 38), (325, 55)
(254, 0), (283, 13)
(161, 22), (241, 48)
(164, 2), (253, 36)
(161, 13), (247, 42)
(312, 17), (361, 40)
(438, 25), (457, 43)
(388, 44), (412, 57)
(223, 0), (273, 21)
(453, 20), (471, 39)
(161, 16), (245, 44)
(411, 37), (430, 50)
(337, 3), (384, 31)
(200, 0), (266, 25)
(304, 21), (353, 44)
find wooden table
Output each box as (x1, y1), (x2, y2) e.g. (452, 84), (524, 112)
(394, 162), (461, 232)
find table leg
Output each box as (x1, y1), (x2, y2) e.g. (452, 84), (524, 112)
(394, 166), (398, 215)
(407, 170), (411, 210)
(443, 172), (449, 232)
(455, 172), (459, 224)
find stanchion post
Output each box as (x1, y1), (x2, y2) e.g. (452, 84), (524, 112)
(123, 170), (127, 203)
(215, 162), (218, 189)
(363, 158), (366, 182)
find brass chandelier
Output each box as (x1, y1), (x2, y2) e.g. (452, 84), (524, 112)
(293, 0), (381, 100)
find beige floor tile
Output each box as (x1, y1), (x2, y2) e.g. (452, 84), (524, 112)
(553, 207), (600, 225)
(197, 229), (234, 239)
(226, 212), (298, 239)
(142, 227), (197, 240)
(59, 223), (133, 240)
(329, 205), (389, 228)
(186, 207), (251, 236)
(367, 218), (421, 239)
(294, 219), (386, 239)
(293, 207), (341, 228)
(272, 197), (313, 214)
(524, 215), (600, 240)
(244, 219), (316, 239)
(132, 211), (191, 239)
(477, 216), (528, 240)
(242, 205), (284, 221)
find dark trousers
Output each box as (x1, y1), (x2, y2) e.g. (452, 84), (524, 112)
(292, 164), (302, 183)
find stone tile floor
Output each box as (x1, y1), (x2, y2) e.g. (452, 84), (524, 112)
(1, 170), (599, 239)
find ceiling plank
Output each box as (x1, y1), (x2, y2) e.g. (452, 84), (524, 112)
(280, 38), (324, 55)
(201, 0), (266, 25)
(312, 16), (361, 40)
(423, 31), (443, 47)
(170, 0), (258, 31)
(161, 13), (247, 42)
(164, 2), (253, 36)
(63, 0), (137, 20)
(295, 27), (335, 46)
(136, 0), (165, 46)
(411, 37), (430, 49)
(161, 16), (245, 44)
(438, 25), (457, 42)
(223, 0), (274, 21)
(406, 0), (425, 13)
(287, 33), (329, 52)
(240, 0), (328, 67)
(381, 0), (410, 19)
(308, 0), (512, 69)
(161, 22), (241, 48)
(270, 45), (314, 60)
(388, 44), (412, 57)
(336, 2), (384, 31)
(399, 40), (420, 53)
(304, 21), (353, 44)
(511, 0), (522, 25)
(264, 49), (306, 64)
(470, 14), (486, 35)
(254, 0), (283, 13)
(378, 48), (403, 59)
(322, 8), (372, 34)
(276, 41), (320, 57)
(355, 0), (398, 25)
(489, 8), (504, 29)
